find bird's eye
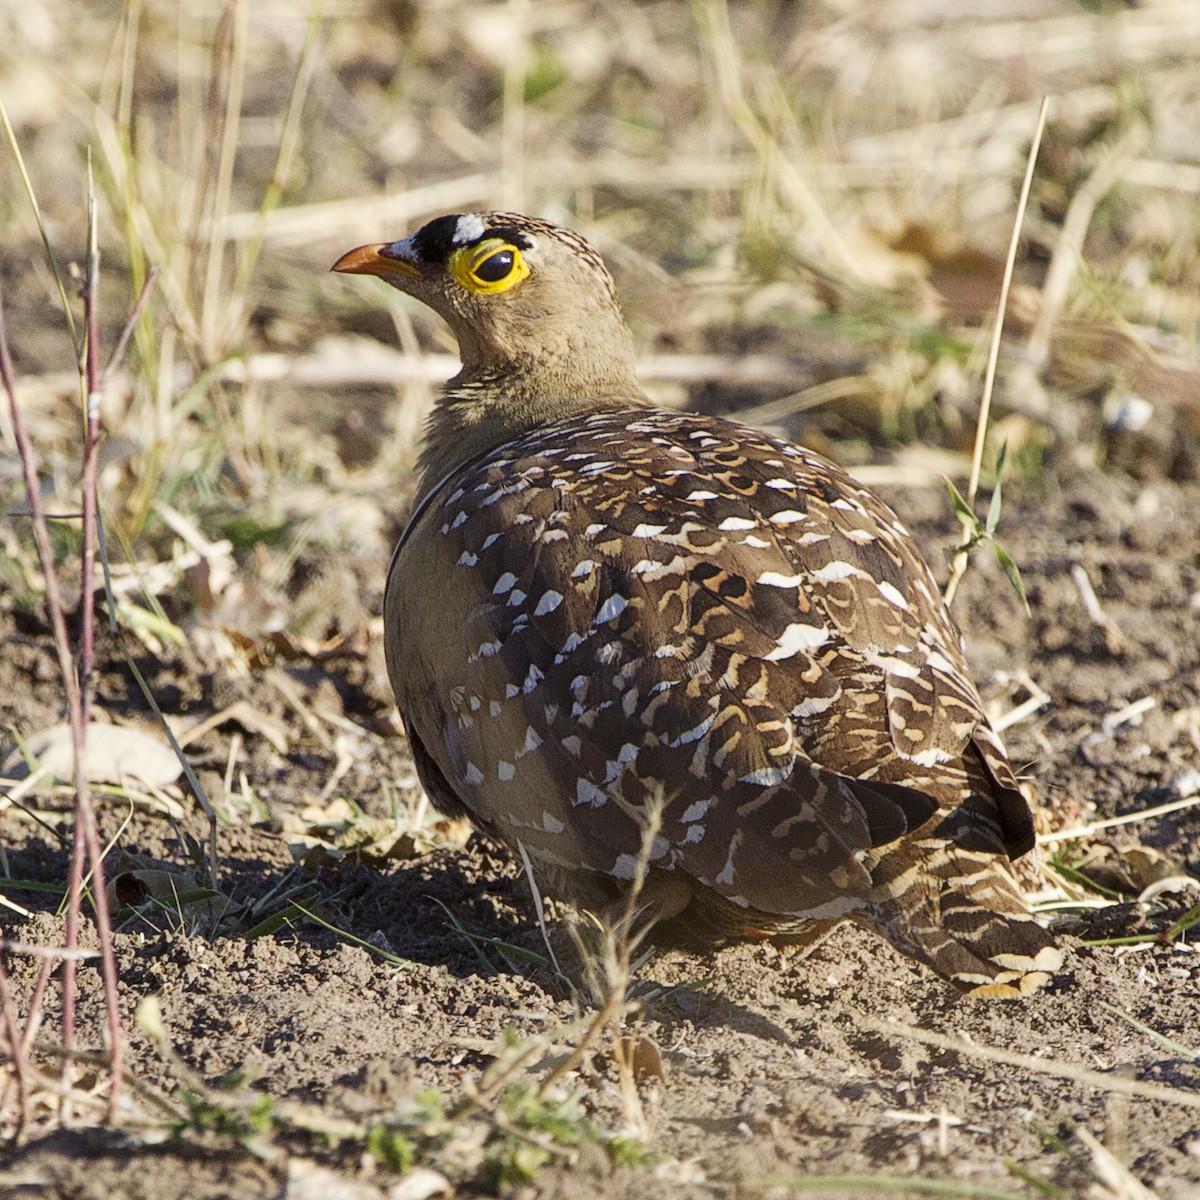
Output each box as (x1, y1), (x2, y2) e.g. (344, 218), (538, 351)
(473, 250), (514, 283)
(449, 238), (530, 295)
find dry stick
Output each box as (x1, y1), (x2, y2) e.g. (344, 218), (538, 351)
(0, 283), (86, 1123)
(943, 97), (1050, 609)
(1038, 791), (1200, 846)
(17, 958), (54, 1059)
(71, 167), (125, 1118)
(102, 269), (158, 387)
(535, 798), (663, 1106)
(0, 955), (30, 1139)
(865, 1018), (1200, 1112)
(0, 296), (81, 719)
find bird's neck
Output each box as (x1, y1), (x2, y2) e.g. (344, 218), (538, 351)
(415, 360), (648, 503)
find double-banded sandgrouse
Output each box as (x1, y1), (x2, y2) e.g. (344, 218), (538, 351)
(334, 212), (1062, 998)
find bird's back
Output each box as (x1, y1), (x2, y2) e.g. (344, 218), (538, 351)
(386, 406), (1060, 996)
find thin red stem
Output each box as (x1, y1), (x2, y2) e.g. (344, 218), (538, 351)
(73, 197), (124, 1119)
(0, 288), (79, 713)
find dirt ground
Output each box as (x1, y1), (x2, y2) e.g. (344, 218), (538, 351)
(3, 464), (1200, 1199)
(4, 0), (1200, 1196)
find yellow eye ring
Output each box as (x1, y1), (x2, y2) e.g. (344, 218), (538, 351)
(448, 239), (530, 295)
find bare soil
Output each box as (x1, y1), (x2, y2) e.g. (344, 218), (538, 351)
(3, 465), (1199, 1199)
(4, 0), (1200, 1194)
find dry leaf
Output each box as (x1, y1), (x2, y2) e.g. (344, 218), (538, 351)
(2, 722), (182, 789)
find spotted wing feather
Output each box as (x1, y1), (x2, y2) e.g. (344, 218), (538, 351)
(386, 408), (1031, 928)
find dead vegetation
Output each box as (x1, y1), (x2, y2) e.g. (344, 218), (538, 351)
(2, 1), (1200, 1197)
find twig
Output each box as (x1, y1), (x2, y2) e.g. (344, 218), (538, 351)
(0, 955), (30, 1140)
(0, 299), (81, 719)
(0, 164), (126, 1123)
(865, 1019), (1200, 1111)
(1100, 696), (1155, 737)
(61, 162), (125, 1119)
(102, 268), (159, 386)
(18, 958), (54, 1059)
(1070, 563), (1127, 655)
(944, 97), (1049, 608)
(991, 673), (1051, 735)
(0, 274), (87, 1133)
(1037, 791), (1200, 845)
(0, 942), (102, 960)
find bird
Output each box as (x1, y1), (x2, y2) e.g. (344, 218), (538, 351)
(333, 212), (1062, 998)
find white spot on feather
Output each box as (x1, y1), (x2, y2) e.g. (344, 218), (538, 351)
(593, 594), (628, 624)
(463, 763), (483, 785)
(910, 747), (952, 766)
(739, 763), (794, 787)
(719, 516), (756, 531)
(765, 622), (828, 660)
(632, 523), (668, 538)
(768, 510), (805, 525)
(611, 854), (640, 880)
(468, 638), (502, 663)
(492, 572), (518, 595)
(576, 779), (607, 807)
(670, 712), (717, 747)
(714, 831), (743, 887)
(497, 760), (515, 781)
(811, 561), (860, 582)
(632, 555), (687, 580)
(757, 570), (804, 587)
(876, 581), (909, 609)
(793, 694), (836, 718)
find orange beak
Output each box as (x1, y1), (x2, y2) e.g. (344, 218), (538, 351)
(331, 243), (422, 280)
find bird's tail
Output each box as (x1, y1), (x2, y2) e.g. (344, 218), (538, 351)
(864, 837), (1063, 998)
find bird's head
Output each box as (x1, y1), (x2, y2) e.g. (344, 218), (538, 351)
(333, 212), (637, 389)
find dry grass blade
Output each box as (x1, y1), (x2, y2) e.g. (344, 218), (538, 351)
(0, 100), (79, 353)
(944, 97), (1049, 608)
(744, 1176), (1023, 1198)
(227, 0), (324, 306)
(865, 1019), (1200, 1111)
(1037, 790), (1200, 845)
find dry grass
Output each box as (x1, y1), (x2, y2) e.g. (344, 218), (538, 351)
(2, 0), (1200, 1188)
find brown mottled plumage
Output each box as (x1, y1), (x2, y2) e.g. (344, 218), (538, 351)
(334, 212), (1062, 997)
